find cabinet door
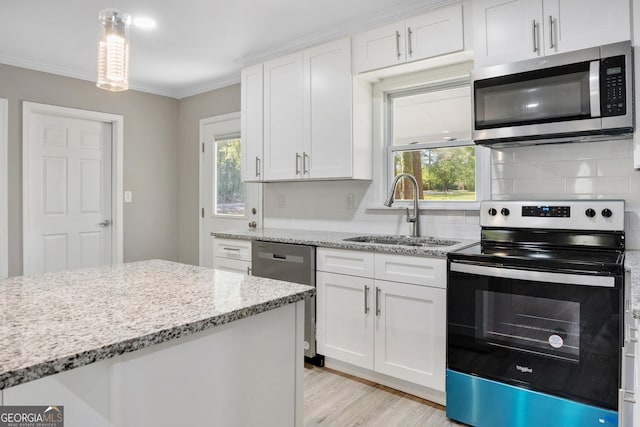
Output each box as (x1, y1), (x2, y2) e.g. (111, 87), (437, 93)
(263, 52), (304, 180)
(406, 4), (464, 63)
(543, 0), (630, 56)
(213, 257), (252, 275)
(353, 21), (406, 73)
(374, 281), (446, 391)
(241, 64), (264, 182)
(213, 238), (252, 261)
(317, 271), (374, 369)
(304, 38), (353, 179)
(473, 0), (543, 68)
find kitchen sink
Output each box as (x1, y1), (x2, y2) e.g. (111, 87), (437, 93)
(343, 235), (459, 247)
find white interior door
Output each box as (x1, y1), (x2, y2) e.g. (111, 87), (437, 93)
(200, 113), (262, 268)
(24, 112), (113, 275)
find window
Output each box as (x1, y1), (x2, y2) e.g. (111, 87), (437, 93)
(387, 81), (485, 206)
(214, 134), (245, 216)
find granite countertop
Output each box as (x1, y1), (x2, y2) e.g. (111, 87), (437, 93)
(0, 260), (314, 390)
(213, 228), (477, 258)
(625, 250), (640, 318)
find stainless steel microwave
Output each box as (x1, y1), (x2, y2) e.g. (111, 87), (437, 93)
(472, 41), (633, 146)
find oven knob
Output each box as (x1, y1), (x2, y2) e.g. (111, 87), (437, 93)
(585, 208), (596, 218)
(601, 208), (613, 218)
(488, 208), (497, 216)
(501, 208), (510, 216)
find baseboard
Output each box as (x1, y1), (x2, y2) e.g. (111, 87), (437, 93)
(323, 356), (446, 406)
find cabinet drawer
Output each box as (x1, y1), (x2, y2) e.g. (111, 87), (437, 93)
(374, 254), (445, 288)
(317, 248), (374, 278)
(213, 238), (252, 261)
(213, 257), (252, 275)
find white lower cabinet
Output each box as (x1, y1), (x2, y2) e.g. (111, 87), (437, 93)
(316, 271), (374, 368)
(213, 238), (252, 275)
(316, 248), (446, 392)
(374, 280), (445, 391)
(622, 312), (638, 427)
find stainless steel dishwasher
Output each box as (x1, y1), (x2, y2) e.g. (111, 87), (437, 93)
(251, 241), (323, 366)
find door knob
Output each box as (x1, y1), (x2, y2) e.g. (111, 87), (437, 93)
(99, 219), (112, 227)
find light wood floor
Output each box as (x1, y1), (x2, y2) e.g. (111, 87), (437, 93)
(304, 365), (465, 426)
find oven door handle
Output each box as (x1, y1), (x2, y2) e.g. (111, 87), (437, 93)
(449, 262), (615, 288)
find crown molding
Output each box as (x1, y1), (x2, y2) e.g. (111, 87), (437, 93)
(0, 54), (184, 99)
(175, 73), (242, 99)
(233, 0), (456, 67)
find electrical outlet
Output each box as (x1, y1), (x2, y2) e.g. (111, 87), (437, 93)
(345, 193), (354, 209)
(278, 195), (286, 208)
(124, 191), (133, 203)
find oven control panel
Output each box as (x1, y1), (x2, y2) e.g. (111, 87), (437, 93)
(481, 200), (625, 231)
(522, 205), (570, 217)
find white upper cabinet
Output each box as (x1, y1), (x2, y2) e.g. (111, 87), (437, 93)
(263, 52), (305, 181)
(354, 3), (464, 74)
(241, 38), (372, 182)
(473, 0), (631, 68)
(240, 64), (264, 182)
(304, 38), (357, 179)
(543, 0), (630, 55)
(405, 6), (465, 64)
(354, 21), (407, 73)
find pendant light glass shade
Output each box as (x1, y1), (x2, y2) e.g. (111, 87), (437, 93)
(97, 9), (131, 91)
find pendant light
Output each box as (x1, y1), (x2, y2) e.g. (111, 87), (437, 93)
(97, 8), (131, 91)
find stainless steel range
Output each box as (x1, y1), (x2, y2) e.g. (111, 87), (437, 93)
(446, 200), (625, 427)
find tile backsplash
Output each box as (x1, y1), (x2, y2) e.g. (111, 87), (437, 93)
(262, 138), (640, 248)
(491, 138), (640, 248)
(263, 180), (480, 240)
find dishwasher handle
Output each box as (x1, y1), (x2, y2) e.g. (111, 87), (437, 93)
(257, 250), (304, 264)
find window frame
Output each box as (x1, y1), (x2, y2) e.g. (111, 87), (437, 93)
(382, 76), (490, 211)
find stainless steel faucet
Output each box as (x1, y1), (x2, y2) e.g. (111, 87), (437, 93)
(384, 173), (420, 237)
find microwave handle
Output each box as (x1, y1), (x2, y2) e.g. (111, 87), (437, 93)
(589, 60), (601, 118)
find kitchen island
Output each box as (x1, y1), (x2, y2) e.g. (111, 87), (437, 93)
(0, 260), (314, 427)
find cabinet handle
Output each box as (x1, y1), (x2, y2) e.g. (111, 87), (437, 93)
(295, 153), (301, 175)
(222, 247), (241, 251)
(407, 27), (413, 56)
(548, 16), (555, 49)
(303, 152), (309, 174)
(375, 287), (381, 316)
(532, 20), (539, 53)
(247, 266), (252, 275)
(255, 157), (261, 177)
(364, 285), (370, 314)
(395, 30), (401, 59)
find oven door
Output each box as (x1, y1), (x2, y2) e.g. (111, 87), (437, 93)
(447, 261), (622, 410)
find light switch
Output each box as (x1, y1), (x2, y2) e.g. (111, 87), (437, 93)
(124, 191), (133, 203)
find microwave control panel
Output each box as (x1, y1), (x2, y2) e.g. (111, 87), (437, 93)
(601, 55), (626, 117)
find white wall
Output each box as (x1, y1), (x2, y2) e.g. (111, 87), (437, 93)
(491, 138), (640, 248)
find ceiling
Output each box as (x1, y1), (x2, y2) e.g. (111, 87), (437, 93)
(0, 0), (445, 99)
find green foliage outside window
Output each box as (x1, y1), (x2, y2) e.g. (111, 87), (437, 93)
(393, 146), (476, 201)
(216, 139), (245, 215)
